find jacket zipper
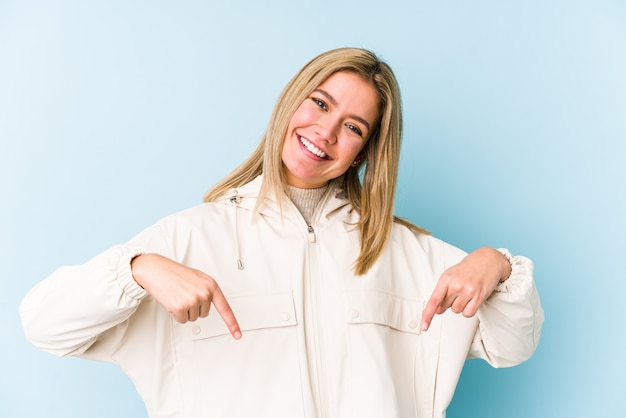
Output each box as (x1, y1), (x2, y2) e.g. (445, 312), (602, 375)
(305, 222), (329, 418)
(303, 188), (334, 418)
(286, 187), (333, 417)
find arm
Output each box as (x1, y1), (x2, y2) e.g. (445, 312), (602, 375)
(19, 244), (149, 357)
(19, 222), (241, 358)
(421, 247), (511, 331)
(421, 246), (544, 366)
(130, 253), (241, 337)
(471, 250), (544, 366)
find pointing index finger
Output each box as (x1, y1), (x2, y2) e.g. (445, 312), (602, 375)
(421, 283), (447, 332)
(211, 287), (242, 339)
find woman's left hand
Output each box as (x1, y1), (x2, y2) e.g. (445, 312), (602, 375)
(420, 247), (511, 331)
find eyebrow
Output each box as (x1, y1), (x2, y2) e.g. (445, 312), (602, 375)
(313, 88), (371, 132)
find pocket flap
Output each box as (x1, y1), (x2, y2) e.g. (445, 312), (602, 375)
(345, 290), (424, 335)
(185, 291), (297, 340)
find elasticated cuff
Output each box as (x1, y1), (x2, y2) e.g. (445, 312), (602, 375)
(112, 246), (149, 300)
(494, 248), (534, 294)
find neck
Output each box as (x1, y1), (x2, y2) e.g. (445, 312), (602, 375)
(285, 183), (330, 224)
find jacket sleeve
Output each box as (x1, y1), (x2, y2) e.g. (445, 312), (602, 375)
(19, 223), (170, 358)
(466, 250), (544, 367)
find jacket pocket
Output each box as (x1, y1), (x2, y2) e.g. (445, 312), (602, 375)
(184, 290), (297, 340)
(344, 289), (424, 417)
(345, 289), (424, 334)
(177, 290), (305, 417)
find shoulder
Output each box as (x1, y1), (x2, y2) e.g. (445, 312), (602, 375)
(145, 177), (265, 238)
(391, 222), (467, 267)
(152, 201), (230, 232)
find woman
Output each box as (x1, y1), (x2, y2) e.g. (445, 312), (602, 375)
(20, 47), (543, 417)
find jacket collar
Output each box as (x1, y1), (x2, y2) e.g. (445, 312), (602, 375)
(215, 175), (353, 223)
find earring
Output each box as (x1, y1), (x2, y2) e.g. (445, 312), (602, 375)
(351, 159), (361, 167)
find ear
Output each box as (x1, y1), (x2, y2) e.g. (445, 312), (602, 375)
(351, 153), (366, 167)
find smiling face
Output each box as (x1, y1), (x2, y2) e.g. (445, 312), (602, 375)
(281, 71), (380, 189)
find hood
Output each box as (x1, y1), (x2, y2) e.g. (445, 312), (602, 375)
(211, 175), (354, 271)
(213, 175), (353, 223)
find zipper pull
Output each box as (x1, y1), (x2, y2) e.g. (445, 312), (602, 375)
(307, 225), (316, 243)
(230, 191), (244, 270)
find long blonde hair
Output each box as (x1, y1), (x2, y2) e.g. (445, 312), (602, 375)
(204, 47), (427, 275)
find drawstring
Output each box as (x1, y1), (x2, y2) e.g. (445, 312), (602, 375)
(229, 192), (244, 270)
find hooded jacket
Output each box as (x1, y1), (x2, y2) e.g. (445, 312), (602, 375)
(20, 176), (544, 418)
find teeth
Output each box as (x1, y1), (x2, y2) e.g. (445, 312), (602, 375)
(299, 136), (327, 158)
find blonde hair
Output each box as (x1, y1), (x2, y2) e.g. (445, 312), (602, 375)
(204, 47), (427, 275)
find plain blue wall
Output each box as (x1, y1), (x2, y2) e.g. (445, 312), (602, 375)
(2, 1), (625, 417)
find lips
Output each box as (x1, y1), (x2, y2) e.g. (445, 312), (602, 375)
(298, 135), (329, 159)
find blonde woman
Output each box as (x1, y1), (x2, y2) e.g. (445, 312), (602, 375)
(21, 47), (543, 418)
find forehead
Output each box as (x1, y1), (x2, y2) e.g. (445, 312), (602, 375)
(316, 71), (375, 96)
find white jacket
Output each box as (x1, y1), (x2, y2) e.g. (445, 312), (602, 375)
(20, 176), (544, 418)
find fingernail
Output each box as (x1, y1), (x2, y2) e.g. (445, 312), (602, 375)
(233, 330), (242, 340)
(421, 322), (428, 331)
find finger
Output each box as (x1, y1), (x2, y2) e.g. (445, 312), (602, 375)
(211, 287), (242, 340)
(421, 284), (448, 332)
(188, 306), (200, 322)
(462, 297), (481, 318)
(451, 296), (468, 314)
(198, 301), (211, 318)
(172, 310), (189, 324)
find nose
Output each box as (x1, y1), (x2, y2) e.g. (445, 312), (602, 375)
(316, 114), (340, 144)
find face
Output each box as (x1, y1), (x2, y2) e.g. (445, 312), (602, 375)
(281, 71), (380, 189)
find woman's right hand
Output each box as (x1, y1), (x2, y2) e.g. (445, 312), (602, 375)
(131, 254), (241, 339)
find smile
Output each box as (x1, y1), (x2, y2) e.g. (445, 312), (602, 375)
(299, 136), (329, 159)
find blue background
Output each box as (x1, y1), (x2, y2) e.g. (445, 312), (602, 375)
(2, 1), (625, 417)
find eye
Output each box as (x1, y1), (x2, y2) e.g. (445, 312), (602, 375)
(346, 124), (363, 137)
(311, 97), (328, 111)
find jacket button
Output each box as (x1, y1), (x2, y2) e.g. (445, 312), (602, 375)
(280, 312), (291, 322)
(350, 308), (360, 319)
(191, 325), (201, 335)
(408, 319), (419, 329)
